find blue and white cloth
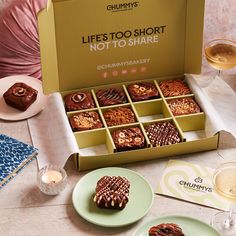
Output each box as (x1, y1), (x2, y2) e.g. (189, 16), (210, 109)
(0, 134), (37, 188)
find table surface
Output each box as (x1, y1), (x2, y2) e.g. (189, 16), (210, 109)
(0, 75), (235, 236)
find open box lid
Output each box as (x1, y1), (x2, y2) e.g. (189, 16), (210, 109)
(38, 0), (205, 94)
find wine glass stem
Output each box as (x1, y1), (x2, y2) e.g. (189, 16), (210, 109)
(218, 70), (222, 78)
(225, 210), (236, 228)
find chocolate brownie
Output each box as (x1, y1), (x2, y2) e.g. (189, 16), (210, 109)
(167, 97), (201, 116)
(96, 88), (127, 106)
(103, 107), (136, 127)
(69, 111), (103, 131)
(149, 223), (185, 236)
(64, 91), (95, 111)
(127, 82), (159, 101)
(3, 82), (38, 111)
(145, 121), (181, 147)
(93, 176), (130, 210)
(159, 79), (191, 97)
(112, 127), (145, 152)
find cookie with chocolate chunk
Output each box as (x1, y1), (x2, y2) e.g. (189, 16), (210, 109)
(3, 82), (38, 111)
(93, 176), (130, 210)
(149, 223), (185, 236)
(112, 127), (145, 152)
(159, 79), (191, 97)
(127, 82), (159, 101)
(64, 91), (95, 111)
(69, 111), (103, 131)
(167, 97), (201, 116)
(145, 121), (181, 147)
(103, 107), (136, 127)
(96, 88), (127, 106)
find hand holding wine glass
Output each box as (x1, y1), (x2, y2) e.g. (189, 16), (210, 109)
(212, 162), (236, 235)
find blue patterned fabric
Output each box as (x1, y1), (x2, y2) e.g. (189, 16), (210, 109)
(0, 134), (37, 188)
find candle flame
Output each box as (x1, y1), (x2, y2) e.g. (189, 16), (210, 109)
(51, 177), (56, 184)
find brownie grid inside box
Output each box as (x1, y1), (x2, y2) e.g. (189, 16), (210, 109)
(62, 77), (204, 153)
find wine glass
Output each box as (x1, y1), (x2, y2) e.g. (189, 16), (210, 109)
(204, 39), (236, 81)
(211, 162), (236, 235)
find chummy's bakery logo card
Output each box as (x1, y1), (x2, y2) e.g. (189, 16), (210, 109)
(156, 160), (230, 211)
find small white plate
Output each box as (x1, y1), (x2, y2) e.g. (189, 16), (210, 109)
(0, 75), (47, 121)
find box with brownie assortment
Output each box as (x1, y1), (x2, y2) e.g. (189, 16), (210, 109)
(59, 78), (217, 170)
(38, 0), (218, 170)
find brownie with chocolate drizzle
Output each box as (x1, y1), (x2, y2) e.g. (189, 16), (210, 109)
(112, 127), (145, 152)
(96, 88), (127, 106)
(93, 176), (130, 210)
(145, 121), (181, 147)
(149, 223), (185, 236)
(3, 82), (38, 111)
(64, 91), (95, 111)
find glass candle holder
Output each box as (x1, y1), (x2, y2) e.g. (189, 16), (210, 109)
(37, 165), (67, 195)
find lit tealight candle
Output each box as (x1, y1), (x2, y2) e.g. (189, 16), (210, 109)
(38, 165), (67, 195)
(42, 170), (63, 184)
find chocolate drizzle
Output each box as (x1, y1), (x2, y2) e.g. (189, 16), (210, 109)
(145, 122), (181, 147)
(93, 176), (130, 210)
(96, 88), (127, 106)
(149, 223), (185, 236)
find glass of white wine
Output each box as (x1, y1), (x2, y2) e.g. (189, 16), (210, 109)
(204, 39), (236, 79)
(212, 162), (236, 235)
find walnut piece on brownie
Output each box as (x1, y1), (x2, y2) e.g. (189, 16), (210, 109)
(93, 176), (130, 210)
(145, 121), (181, 147)
(112, 127), (145, 152)
(127, 82), (159, 101)
(69, 111), (103, 132)
(167, 97), (201, 116)
(149, 223), (185, 236)
(96, 88), (127, 106)
(103, 107), (136, 127)
(3, 82), (38, 111)
(64, 91), (95, 111)
(159, 79), (191, 97)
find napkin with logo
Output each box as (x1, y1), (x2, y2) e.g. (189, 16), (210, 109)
(156, 160), (230, 211)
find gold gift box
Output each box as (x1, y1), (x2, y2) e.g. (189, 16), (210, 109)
(38, 0), (218, 171)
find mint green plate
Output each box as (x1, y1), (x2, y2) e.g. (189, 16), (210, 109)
(72, 167), (154, 227)
(132, 215), (221, 236)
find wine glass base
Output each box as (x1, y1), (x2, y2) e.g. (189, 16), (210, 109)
(211, 211), (236, 236)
